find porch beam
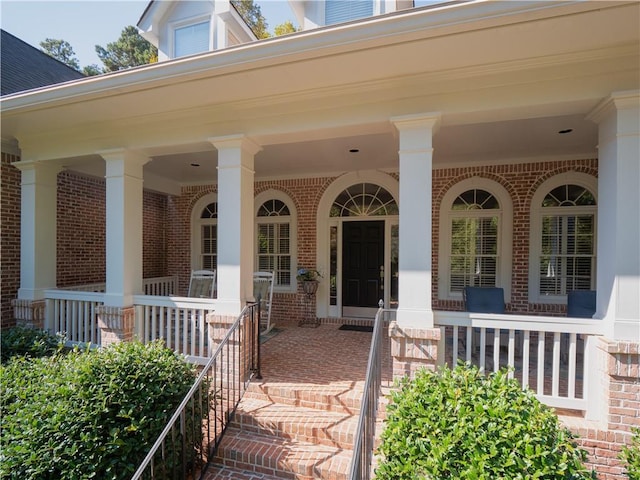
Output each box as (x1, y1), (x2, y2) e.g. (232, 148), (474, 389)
(98, 149), (149, 307)
(588, 91), (640, 341)
(208, 135), (261, 316)
(14, 160), (61, 301)
(392, 112), (440, 328)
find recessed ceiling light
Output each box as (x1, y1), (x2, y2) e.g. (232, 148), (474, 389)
(558, 129), (573, 134)
(349, 148), (360, 153)
(190, 163), (200, 167)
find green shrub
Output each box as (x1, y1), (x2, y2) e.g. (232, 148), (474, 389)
(0, 341), (204, 480)
(622, 428), (640, 480)
(1, 326), (63, 363)
(376, 364), (596, 480)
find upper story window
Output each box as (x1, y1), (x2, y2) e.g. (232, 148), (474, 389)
(325, 0), (374, 25)
(174, 20), (210, 58)
(438, 179), (513, 301)
(256, 194), (297, 290)
(529, 174), (597, 303)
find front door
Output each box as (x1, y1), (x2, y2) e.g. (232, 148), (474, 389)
(342, 221), (384, 318)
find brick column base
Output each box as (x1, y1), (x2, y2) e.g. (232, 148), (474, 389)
(96, 305), (135, 346)
(389, 322), (441, 379)
(12, 299), (46, 329)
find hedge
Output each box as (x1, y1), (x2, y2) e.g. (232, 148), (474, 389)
(376, 364), (596, 479)
(0, 341), (203, 480)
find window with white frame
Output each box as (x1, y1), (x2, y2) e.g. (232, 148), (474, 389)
(174, 20), (210, 58)
(199, 202), (217, 271)
(438, 179), (512, 301)
(534, 183), (596, 299)
(449, 189), (500, 293)
(256, 199), (292, 287)
(324, 0), (374, 25)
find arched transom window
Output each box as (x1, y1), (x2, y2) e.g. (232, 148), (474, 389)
(257, 199), (292, 287)
(449, 189), (500, 293)
(330, 183), (398, 217)
(538, 184), (596, 296)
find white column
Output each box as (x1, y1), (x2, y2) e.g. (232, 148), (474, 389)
(588, 91), (640, 341)
(391, 113), (441, 328)
(15, 161), (61, 300)
(209, 135), (260, 316)
(98, 149), (149, 307)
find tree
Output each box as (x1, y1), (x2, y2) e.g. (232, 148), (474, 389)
(231, 0), (270, 39)
(95, 25), (158, 72)
(274, 20), (299, 36)
(82, 64), (103, 77)
(39, 38), (80, 70)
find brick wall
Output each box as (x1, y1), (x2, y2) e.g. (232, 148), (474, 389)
(1, 152), (21, 327)
(57, 171), (168, 287)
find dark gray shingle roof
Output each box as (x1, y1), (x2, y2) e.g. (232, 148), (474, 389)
(1, 29), (85, 96)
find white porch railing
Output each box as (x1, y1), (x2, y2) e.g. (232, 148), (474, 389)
(435, 311), (604, 412)
(133, 295), (216, 363)
(45, 289), (104, 345)
(58, 275), (179, 296)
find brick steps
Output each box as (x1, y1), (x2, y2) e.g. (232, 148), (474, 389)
(245, 381), (364, 415)
(233, 397), (358, 449)
(212, 427), (353, 480)
(203, 464), (284, 480)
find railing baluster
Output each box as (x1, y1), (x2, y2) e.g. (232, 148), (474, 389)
(479, 328), (486, 372)
(522, 331), (530, 389)
(552, 332), (561, 398)
(452, 326), (459, 364)
(537, 333), (545, 395)
(466, 326), (472, 363)
(508, 329), (515, 379)
(568, 333), (577, 398)
(493, 329), (500, 373)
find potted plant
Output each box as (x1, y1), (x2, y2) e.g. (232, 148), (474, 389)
(297, 268), (322, 295)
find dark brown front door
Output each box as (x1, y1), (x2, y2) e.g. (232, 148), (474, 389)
(342, 221), (384, 317)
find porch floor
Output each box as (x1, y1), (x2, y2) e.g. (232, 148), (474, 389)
(202, 321), (392, 479)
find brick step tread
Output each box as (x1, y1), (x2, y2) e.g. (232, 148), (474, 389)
(202, 464), (286, 480)
(214, 427), (353, 480)
(233, 397), (358, 448)
(246, 382), (364, 414)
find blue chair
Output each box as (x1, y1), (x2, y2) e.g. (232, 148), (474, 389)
(567, 290), (596, 318)
(463, 287), (505, 314)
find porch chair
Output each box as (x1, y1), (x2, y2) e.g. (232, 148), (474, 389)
(463, 286), (508, 360)
(567, 290), (596, 318)
(253, 271), (275, 334)
(188, 270), (216, 298)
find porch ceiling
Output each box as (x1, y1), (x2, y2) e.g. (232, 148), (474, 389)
(1, 0), (636, 191)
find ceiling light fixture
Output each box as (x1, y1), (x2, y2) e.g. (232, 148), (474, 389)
(558, 129), (573, 134)
(349, 148), (360, 153)
(190, 163), (200, 167)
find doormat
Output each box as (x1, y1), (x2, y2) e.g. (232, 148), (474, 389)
(338, 324), (373, 333)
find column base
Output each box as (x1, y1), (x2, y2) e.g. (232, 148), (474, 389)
(96, 305), (135, 346)
(12, 299), (46, 329)
(389, 321), (441, 379)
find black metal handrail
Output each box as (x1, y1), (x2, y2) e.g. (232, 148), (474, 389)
(348, 302), (393, 480)
(131, 302), (261, 480)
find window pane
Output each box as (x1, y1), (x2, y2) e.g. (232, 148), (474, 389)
(175, 21), (209, 58)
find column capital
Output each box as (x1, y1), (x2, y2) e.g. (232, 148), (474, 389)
(97, 148), (150, 178)
(12, 159), (63, 176)
(207, 134), (262, 157)
(587, 90), (640, 124)
(391, 112), (441, 133)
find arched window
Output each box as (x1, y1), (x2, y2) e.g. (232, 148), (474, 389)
(530, 179), (597, 302)
(255, 193), (296, 289)
(199, 202), (217, 271)
(438, 179), (512, 300)
(330, 183), (398, 217)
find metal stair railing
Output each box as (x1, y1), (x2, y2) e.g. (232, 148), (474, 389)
(348, 301), (393, 480)
(131, 302), (261, 480)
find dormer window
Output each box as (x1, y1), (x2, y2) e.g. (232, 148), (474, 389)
(174, 20), (210, 58)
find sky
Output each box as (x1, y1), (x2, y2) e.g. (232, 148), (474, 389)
(1, 0), (298, 67)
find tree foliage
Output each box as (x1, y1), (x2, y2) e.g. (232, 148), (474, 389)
(39, 38), (80, 70)
(274, 20), (299, 36)
(95, 25), (158, 72)
(231, 0), (270, 39)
